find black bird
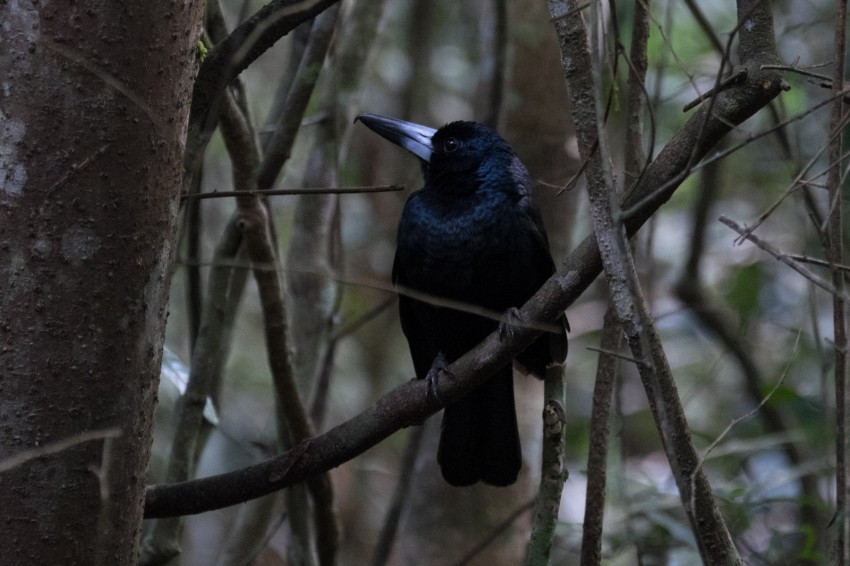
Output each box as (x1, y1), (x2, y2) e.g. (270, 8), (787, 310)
(357, 114), (568, 487)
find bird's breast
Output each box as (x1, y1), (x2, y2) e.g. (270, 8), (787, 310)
(395, 190), (537, 304)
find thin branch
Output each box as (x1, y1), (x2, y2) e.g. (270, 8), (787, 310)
(683, 0), (725, 55)
(288, 90), (341, 444)
(728, 107), (850, 242)
(259, 7), (311, 151)
(621, 0), (786, 225)
(168, 258), (571, 335)
(371, 427), (424, 566)
(311, 298), (395, 427)
(457, 499), (535, 566)
(286, 134), (339, 390)
(182, 185), (404, 200)
(678, 157), (822, 559)
(787, 253), (850, 273)
(761, 63), (836, 85)
(719, 215), (850, 303)
(256, 6), (339, 191)
(698, 89), (850, 171)
(276, 12), (342, 561)
(0, 428), (121, 474)
(692, 330), (801, 481)
(585, 345), (647, 367)
(682, 68), (747, 112)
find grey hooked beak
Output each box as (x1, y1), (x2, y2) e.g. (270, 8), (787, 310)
(356, 114), (435, 162)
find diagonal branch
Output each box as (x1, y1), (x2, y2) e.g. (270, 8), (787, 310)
(719, 215), (850, 302)
(184, 0), (341, 187)
(256, 5), (339, 191)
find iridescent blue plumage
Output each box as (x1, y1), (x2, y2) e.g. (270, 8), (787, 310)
(358, 115), (568, 486)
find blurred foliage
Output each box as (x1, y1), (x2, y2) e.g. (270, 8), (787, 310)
(153, 0), (848, 564)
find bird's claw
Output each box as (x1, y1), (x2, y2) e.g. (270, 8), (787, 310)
(499, 307), (523, 342)
(425, 352), (453, 408)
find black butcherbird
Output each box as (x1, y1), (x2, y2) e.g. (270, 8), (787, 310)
(357, 114), (568, 487)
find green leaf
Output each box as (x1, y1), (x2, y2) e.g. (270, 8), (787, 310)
(724, 263), (764, 324)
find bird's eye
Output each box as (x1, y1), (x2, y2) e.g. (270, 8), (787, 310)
(443, 138), (460, 153)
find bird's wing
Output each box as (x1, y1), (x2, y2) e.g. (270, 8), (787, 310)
(510, 156), (558, 277)
(518, 191), (570, 370)
(393, 250), (442, 380)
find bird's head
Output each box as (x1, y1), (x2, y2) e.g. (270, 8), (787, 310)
(356, 114), (516, 187)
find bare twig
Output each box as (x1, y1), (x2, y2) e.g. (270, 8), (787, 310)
(762, 62), (850, 104)
(698, 89), (850, 171)
(286, 125), (340, 400)
(311, 297), (396, 428)
(692, 331), (802, 482)
(169, 260), (573, 336)
(473, 0), (507, 128)
(257, 6), (339, 192)
(458, 499), (535, 566)
(682, 69), (748, 112)
(761, 63), (835, 85)
(683, 0), (725, 55)
(719, 215), (850, 303)
(622, 0), (786, 225)
(584, 345), (647, 367)
(728, 108), (850, 242)
(0, 428), (121, 474)
(787, 253), (850, 273)
(371, 427), (424, 566)
(182, 185), (404, 200)
(288, 96), (341, 466)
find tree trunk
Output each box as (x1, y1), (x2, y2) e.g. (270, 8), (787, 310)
(0, 2), (204, 563)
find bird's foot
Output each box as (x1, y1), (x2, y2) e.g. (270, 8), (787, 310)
(499, 307), (524, 342)
(425, 352), (453, 408)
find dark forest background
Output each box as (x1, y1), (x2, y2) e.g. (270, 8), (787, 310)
(146, 1), (844, 563)
(3, 0), (847, 564)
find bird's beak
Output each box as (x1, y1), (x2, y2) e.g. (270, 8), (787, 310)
(356, 114), (435, 162)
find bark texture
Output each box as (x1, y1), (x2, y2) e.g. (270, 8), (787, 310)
(0, 2), (204, 563)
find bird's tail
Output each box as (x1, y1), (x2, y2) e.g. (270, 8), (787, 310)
(437, 365), (521, 486)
